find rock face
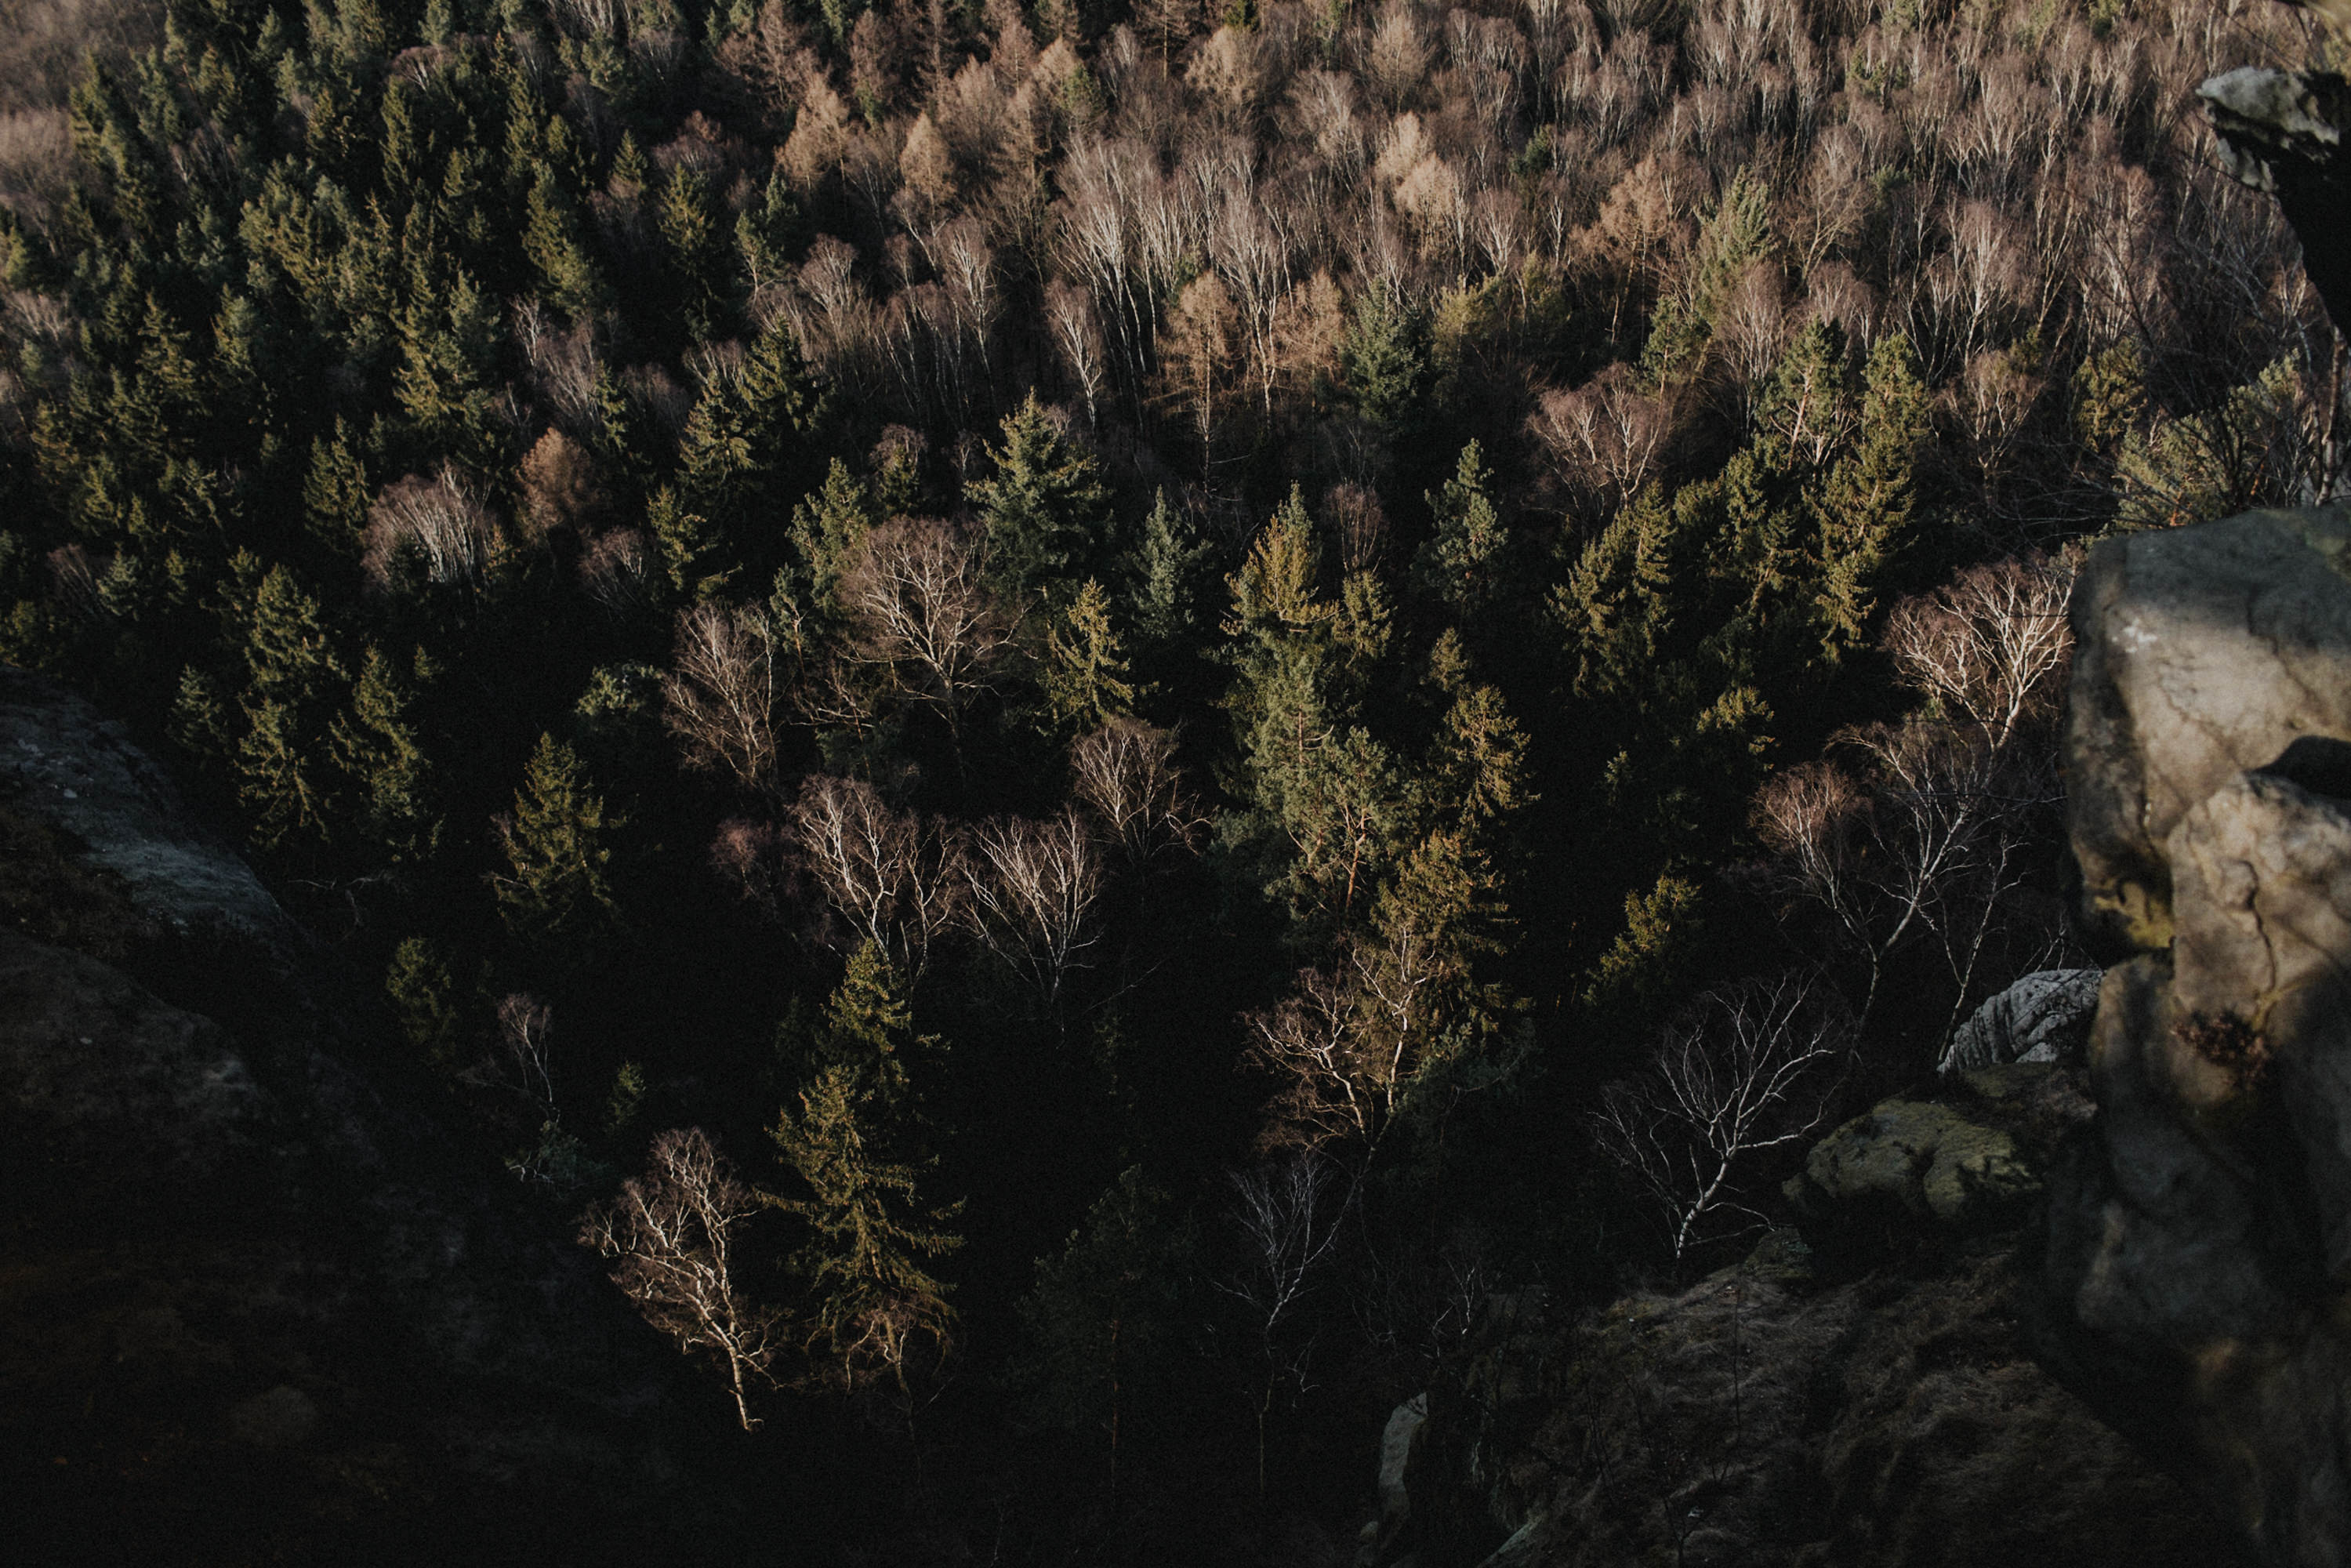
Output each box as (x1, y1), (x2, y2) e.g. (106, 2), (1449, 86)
(2200, 67), (2351, 337)
(1391, 1069), (2237, 1568)
(0, 671), (725, 1563)
(2045, 510), (2351, 1566)
(1938, 968), (2102, 1074)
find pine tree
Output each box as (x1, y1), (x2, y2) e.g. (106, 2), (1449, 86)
(331, 644), (441, 864)
(1130, 488), (1212, 646)
(968, 392), (1111, 603)
(303, 421), (370, 555)
(494, 732), (618, 951)
(1413, 441), (1506, 620)
(235, 565), (346, 856)
(1812, 332), (1928, 660)
(1043, 578), (1139, 732)
(769, 1063), (963, 1392)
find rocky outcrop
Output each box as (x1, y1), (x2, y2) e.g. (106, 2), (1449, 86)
(1391, 1069), (2237, 1568)
(1787, 1069), (2063, 1230)
(0, 671), (727, 1563)
(2200, 67), (2351, 336)
(2044, 510), (2351, 1566)
(1937, 968), (2102, 1074)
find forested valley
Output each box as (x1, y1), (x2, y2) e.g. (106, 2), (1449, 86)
(0, 0), (2341, 1558)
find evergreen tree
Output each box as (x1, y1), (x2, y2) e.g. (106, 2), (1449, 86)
(787, 458), (877, 617)
(1412, 441), (1507, 620)
(769, 1063), (963, 1392)
(494, 732), (619, 951)
(804, 940), (935, 1109)
(1130, 487), (1212, 646)
(1812, 332), (1928, 660)
(1341, 282), (1428, 428)
(386, 935), (464, 1069)
(303, 421), (371, 555)
(394, 267), (503, 465)
(1043, 578), (1138, 732)
(236, 564), (346, 856)
(968, 392), (1112, 604)
(330, 644), (441, 864)
(523, 169), (603, 320)
(1014, 1167), (1195, 1486)
(677, 310), (824, 550)
(658, 166), (730, 341)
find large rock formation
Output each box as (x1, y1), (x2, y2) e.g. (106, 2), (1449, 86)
(2044, 507), (2351, 1566)
(1389, 1068), (2240, 1568)
(0, 671), (738, 1562)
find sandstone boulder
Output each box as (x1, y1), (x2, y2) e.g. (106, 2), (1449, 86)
(2047, 508), (2351, 1566)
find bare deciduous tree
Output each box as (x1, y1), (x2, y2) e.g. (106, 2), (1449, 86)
(1591, 973), (1853, 1258)
(1221, 1152), (1348, 1497)
(1883, 554), (2076, 753)
(663, 601), (780, 796)
(362, 467), (504, 592)
(786, 774), (966, 980)
(495, 990), (557, 1122)
(1043, 278), (1108, 429)
(960, 808), (1105, 1008)
(579, 1127), (784, 1432)
(839, 517), (1015, 746)
(1247, 965), (1375, 1153)
(1070, 717), (1202, 866)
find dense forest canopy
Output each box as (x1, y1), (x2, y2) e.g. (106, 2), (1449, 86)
(0, 0), (2340, 1555)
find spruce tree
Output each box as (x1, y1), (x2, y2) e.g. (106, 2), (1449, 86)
(1130, 487), (1212, 646)
(235, 565), (346, 856)
(494, 732), (618, 951)
(523, 169), (603, 320)
(1812, 332), (1928, 660)
(807, 940), (935, 1109)
(330, 644), (441, 864)
(770, 1063), (963, 1392)
(1412, 441), (1506, 620)
(787, 458), (877, 617)
(968, 392), (1111, 604)
(1043, 578), (1138, 733)
(302, 421), (370, 555)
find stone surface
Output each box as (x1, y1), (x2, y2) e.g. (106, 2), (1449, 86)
(0, 668), (294, 945)
(1939, 968), (2102, 1074)
(2047, 509), (2351, 1566)
(1383, 1068), (2215, 1568)
(1393, 1246), (2237, 1568)
(2200, 68), (2351, 336)
(1788, 1077), (2048, 1229)
(1358, 1392), (1428, 1564)
(2063, 505), (2351, 959)
(0, 670), (720, 1563)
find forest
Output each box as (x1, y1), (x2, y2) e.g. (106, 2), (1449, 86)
(0, 0), (2341, 1557)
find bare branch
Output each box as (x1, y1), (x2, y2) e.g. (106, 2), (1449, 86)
(579, 1127), (785, 1431)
